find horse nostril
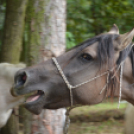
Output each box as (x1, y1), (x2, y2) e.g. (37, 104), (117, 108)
(15, 71), (27, 89)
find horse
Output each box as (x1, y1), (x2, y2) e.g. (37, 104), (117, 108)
(121, 45), (134, 134)
(0, 63), (25, 128)
(11, 25), (134, 116)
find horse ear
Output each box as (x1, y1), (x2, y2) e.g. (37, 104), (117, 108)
(114, 28), (134, 51)
(108, 24), (119, 34)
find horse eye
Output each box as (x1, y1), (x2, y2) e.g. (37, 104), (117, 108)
(80, 53), (92, 61)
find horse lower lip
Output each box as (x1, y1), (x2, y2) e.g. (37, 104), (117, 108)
(26, 95), (40, 102)
(25, 90), (45, 103)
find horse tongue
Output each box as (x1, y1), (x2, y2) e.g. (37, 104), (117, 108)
(26, 95), (40, 102)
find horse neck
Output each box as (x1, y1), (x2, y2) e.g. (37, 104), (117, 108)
(121, 56), (134, 103)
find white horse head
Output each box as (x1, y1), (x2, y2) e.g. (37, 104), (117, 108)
(0, 63), (26, 128)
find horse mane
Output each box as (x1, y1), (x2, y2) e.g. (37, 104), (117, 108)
(69, 33), (133, 69)
(116, 43), (134, 78)
(129, 45), (134, 77)
(70, 34), (119, 68)
(68, 33), (133, 97)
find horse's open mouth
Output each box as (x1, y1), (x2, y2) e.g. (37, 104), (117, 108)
(25, 90), (44, 104)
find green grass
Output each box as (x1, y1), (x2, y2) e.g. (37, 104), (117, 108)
(68, 101), (127, 134)
(69, 120), (124, 134)
(70, 101), (127, 116)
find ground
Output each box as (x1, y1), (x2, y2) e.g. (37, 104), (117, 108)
(69, 101), (126, 134)
(69, 121), (124, 134)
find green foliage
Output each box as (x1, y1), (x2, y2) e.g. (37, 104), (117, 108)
(66, 32), (76, 49)
(1, 0), (134, 51)
(67, 0), (134, 47)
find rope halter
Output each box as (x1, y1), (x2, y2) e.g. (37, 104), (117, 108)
(52, 57), (124, 107)
(52, 57), (110, 107)
(52, 57), (124, 134)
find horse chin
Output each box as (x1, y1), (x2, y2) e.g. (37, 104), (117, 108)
(25, 103), (43, 115)
(24, 93), (45, 115)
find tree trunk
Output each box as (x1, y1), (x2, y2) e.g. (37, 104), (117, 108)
(38, 0), (66, 133)
(42, 0), (66, 57)
(19, 106), (32, 134)
(1, 109), (19, 134)
(0, 0), (28, 134)
(19, 0), (44, 133)
(0, 0), (28, 63)
(21, 0), (66, 134)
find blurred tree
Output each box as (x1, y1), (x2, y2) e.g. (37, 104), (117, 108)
(0, 0), (28, 63)
(0, 0), (6, 49)
(20, 0), (66, 134)
(0, 0), (28, 134)
(19, 0), (44, 133)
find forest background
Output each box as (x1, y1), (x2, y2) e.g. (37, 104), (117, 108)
(1, 0), (134, 50)
(0, 0), (134, 134)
